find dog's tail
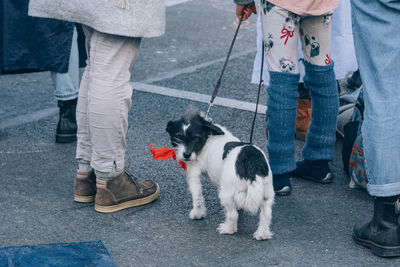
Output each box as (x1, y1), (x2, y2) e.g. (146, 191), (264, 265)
(245, 176), (265, 214)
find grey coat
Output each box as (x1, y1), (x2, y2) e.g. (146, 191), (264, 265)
(28, 0), (165, 38)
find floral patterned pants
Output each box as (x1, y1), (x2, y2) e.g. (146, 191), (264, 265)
(260, 1), (333, 73)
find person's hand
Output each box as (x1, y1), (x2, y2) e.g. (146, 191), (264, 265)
(236, 2), (257, 21)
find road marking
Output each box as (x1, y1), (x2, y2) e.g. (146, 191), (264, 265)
(0, 50), (259, 130)
(140, 49), (256, 84)
(0, 108), (57, 130)
(132, 82), (267, 114)
(166, 0), (191, 7)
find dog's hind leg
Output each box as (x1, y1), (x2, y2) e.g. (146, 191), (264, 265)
(253, 185), (274, 240)
(186, 169), (207, 219)
(217, 189), (238, 235)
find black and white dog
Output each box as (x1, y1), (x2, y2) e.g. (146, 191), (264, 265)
(166, 108), (274, 240)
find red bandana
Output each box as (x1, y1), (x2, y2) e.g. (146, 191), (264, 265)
(150, 144), (186, 170)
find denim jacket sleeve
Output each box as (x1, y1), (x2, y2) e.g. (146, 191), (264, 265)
(234, 0), (254, 5)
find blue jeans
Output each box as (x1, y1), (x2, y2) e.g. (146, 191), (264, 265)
(351, 0), (400, 196)
(51, 27), (79, 101)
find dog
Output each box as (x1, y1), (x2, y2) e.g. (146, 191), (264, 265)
(279, 57), (295, 73)
(166, 108), (274, 240)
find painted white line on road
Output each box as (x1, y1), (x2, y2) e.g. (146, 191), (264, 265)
(132, 82), (267, 114)
(166, 0), (191, 7)
(0, 107), (57, 130)
(140, 49), (257, 84)
(1, 49), (259, 130)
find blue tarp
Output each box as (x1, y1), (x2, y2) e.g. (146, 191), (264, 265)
(0, 240), (117, 267)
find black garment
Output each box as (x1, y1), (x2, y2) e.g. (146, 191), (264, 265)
(0, 0), (86, 74)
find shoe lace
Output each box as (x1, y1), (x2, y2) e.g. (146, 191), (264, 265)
(124, 168), (144, 194)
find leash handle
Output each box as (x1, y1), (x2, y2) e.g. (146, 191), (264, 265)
(205, 13), (245, 120)
(249, 40), (265, 144)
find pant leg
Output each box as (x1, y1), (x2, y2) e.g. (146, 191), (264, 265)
(300, 14), (333, 67)
(86, 29), (141, 173)
(260, 2), (300, 73)
(300, 14), (339, 161)
(260, 2), (300, 174)
(351, 0), (400, 197)
(51, 26), (80, 101)
(76, 26), (94, 163)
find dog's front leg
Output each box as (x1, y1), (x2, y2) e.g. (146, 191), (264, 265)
(186, 168), (206, 219)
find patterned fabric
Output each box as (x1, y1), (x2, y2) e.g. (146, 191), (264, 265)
(260, 1), (334, 73)
(349, 135), (368, 189)
(252, 0), (358, 85)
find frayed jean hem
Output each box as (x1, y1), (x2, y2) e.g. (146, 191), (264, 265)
(367, 182), (400, 197)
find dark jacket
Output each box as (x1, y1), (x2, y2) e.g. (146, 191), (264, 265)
(0, 0), (86, 74)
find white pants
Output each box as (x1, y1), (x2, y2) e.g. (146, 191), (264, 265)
(76, 26), (141, 173)
(252, 0), (358, 84)
(260, 2), (333, 73)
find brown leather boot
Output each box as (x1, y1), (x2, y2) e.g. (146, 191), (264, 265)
(74, 170), (96, 203)
(295, 98), (312, 141)
(95, 168), (160, 213)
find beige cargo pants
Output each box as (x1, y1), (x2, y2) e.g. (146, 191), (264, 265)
(76, 25), (141, 173)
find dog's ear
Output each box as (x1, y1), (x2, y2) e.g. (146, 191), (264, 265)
(166, 121), (175, 135)
(203, 121), (224, 136)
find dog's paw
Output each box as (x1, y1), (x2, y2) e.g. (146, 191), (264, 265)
(253, 229), (273, 240)
(189, 207), (206, 220)
(217, 223), (237, 235)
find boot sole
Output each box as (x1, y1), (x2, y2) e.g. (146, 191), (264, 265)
(294, 172), (332, 184)
(353, 233), (400, 257)
(74, 194), (95, 203)
(275, 186), (291, 196)
(56, 133), (77, 143)
(95, 184), (160, 213)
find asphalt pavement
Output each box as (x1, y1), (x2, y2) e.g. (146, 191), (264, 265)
(1, 0), (399, 266)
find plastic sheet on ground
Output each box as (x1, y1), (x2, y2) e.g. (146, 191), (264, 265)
(0, 240), (116, 267)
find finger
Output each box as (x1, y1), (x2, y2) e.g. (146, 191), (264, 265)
(242, 7), (251, 20)
(241, 10), (249, 21)
(236, 6), (244, 20)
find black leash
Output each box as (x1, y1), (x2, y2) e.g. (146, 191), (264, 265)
(249, 41), (265, 143)
(205, 13), (244, 120)
(205, 13), (265, 144)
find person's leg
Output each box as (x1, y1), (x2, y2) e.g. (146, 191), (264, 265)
(74, 25), (96, 203)
(85, 29), (159, 213)
(293, 13), (339, 183)
(51, 26), (80, 143)
(260, 1), (301, 195)
(351, 0), (400, 257)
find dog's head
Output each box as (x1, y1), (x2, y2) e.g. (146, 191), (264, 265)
(279, 57), (295, 73)
(166, 108), (224, 162)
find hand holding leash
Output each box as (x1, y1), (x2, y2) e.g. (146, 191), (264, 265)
(236, 3), (257, 21)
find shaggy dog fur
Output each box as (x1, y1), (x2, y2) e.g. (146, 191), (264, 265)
(166, 108), (274, 240)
